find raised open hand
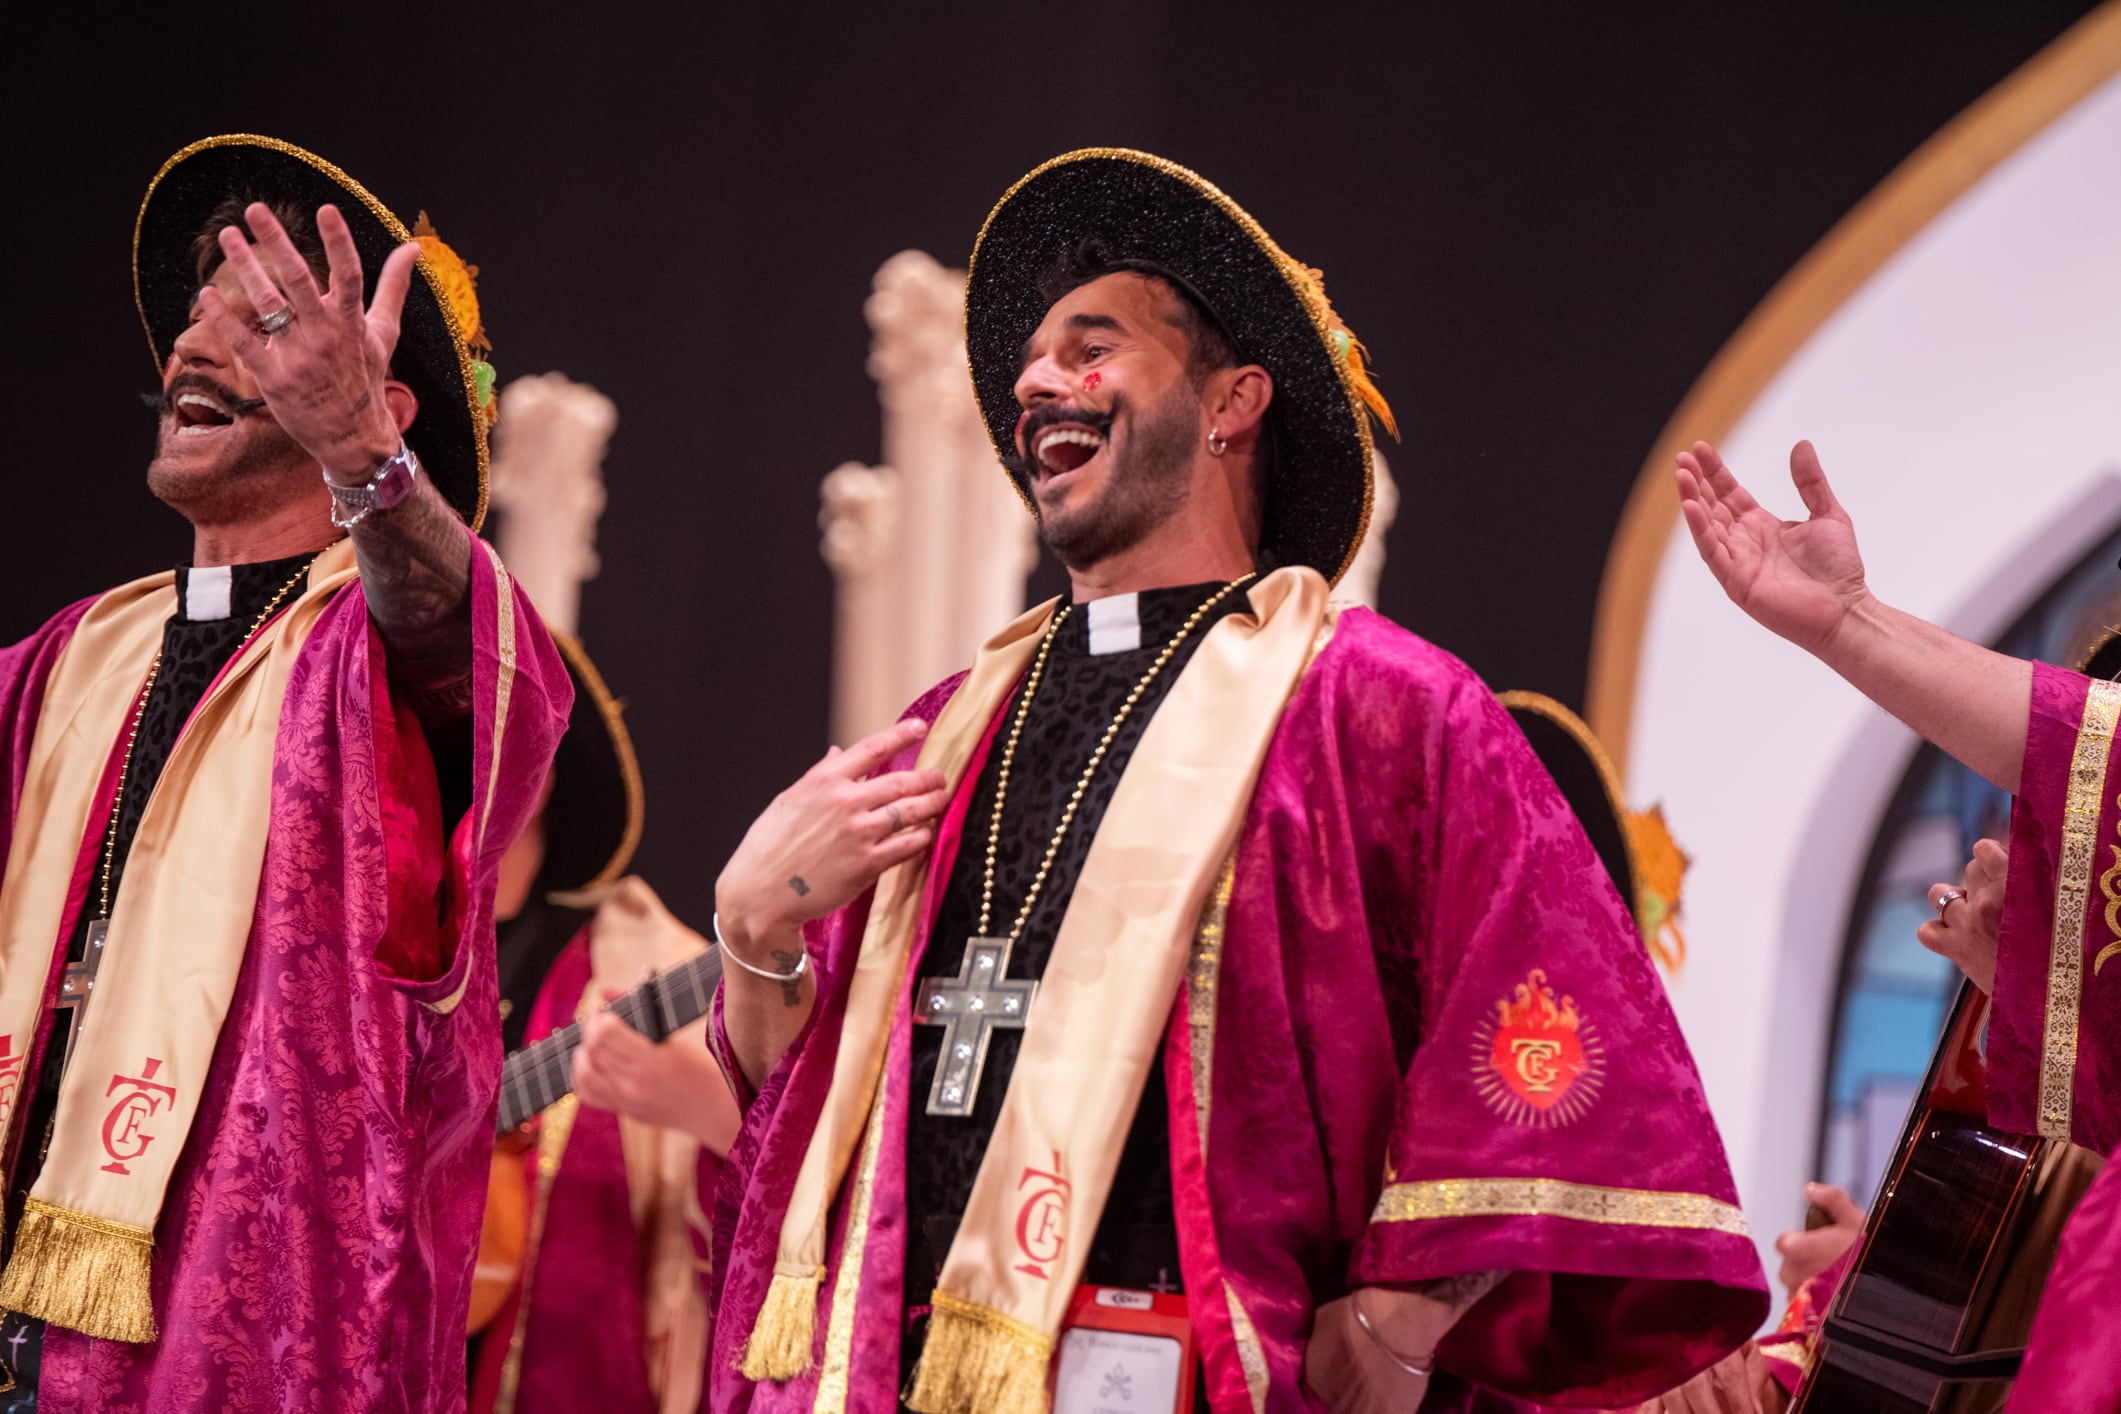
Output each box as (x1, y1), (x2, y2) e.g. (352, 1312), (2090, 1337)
(1676, 440), (1870, 654)
(194, 202), (420, 481)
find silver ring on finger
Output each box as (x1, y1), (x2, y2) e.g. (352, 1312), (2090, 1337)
(256, 306), (295, 337)
(1935, 888), (1967, 920)
(887, 803), (905, 833)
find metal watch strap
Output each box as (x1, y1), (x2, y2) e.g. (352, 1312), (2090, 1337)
(324, 442), (421, 529)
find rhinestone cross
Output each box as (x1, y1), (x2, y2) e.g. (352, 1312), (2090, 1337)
(914, 935), (1037, 1117)
(54, 919), (111, 1060)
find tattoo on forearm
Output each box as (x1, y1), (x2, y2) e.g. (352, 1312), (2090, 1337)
(1410, 1270), (1505, 1313)
(351, 475), (473, 711)
(770, 950), (805, 1007)
(788, 876), (811, 897)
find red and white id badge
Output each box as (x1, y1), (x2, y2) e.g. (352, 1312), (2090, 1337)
(1051, 1287), (1196, 1414)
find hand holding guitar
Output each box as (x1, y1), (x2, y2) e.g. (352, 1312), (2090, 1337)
(1774, 1181), (1864, 1299)
(1919, 838), (2006, 996)
(574, 986), (742, 1154)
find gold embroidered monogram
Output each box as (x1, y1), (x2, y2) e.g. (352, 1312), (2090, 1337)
(1370, 1176), (1749, 1237)
(2038, 678), (2121, 1140)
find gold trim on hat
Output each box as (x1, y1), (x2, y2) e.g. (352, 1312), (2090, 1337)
(548, 627), (646, 892)
(966, 147), (1378, 586)
(133, 133), (491, 531)
(1497, 688), (1644, 917)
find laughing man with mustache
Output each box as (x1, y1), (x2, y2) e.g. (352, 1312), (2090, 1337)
(703, 151), (1769, 1414)
(0, 137), (568, 1411)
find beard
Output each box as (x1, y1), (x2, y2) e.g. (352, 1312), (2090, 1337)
(145, 379), (313, 518)
(1036, 378), (1198, 570)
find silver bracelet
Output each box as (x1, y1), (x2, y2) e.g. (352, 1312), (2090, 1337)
(1352, 1291), (1435, 1378)
(712, 912), (809, 983)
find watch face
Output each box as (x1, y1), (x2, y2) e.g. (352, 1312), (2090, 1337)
(374, 449), (416, 510)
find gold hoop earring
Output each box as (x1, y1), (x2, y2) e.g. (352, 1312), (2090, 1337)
(1206, 429), (1228, 456)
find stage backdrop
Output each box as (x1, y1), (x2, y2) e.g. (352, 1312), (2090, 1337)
(1594, 6), (2121, 1279)
(2, 2), (2104, 1251)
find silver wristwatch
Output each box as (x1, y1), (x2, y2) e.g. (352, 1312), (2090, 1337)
(324, 442), (422, 529)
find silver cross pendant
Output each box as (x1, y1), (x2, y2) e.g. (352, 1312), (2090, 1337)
(54, 918), (110, 1058)
(914, 935), (1037, 1117)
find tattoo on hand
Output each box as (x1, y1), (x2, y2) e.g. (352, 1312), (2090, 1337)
(788, 876), (811, 897)
(1410, 1270), (1505, 1313)
(770, 951), (805, 1007)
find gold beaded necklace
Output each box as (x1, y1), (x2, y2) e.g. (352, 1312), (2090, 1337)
(976, 571), (1257, 945)
(90, 557), (318, 929)
(913, 572), (1257, 1116)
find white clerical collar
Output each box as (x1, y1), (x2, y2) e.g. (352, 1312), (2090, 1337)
(183, 566), (233, 622)
(1083, 593), (1141, 656)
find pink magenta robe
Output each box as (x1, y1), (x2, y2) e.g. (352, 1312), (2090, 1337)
(1988, 662), (2121, 1406)
(471, 927), (723, 1414)
(0, 537), (570, 1413)
(709, 607), (1768, 1413)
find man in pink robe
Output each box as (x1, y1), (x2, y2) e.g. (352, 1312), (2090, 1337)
(0, 139), (569, 1411)
(1674, 437), (2121, 1408)
(473, 883), (735, 1414)
(704, 151), (1768, 1413)
(470, 638), (738, 1413)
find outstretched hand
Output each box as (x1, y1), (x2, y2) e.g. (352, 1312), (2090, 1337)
(1676, 440), (1870, 654)
(194, 202), (419, 481)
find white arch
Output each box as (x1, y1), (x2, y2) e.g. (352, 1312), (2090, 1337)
(1625, 71), (2121, 1283)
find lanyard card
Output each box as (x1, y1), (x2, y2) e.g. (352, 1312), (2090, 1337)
(1051, 1286), (1196, 1414)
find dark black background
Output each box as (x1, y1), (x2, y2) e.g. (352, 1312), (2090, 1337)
(4, 2), (2097, 926)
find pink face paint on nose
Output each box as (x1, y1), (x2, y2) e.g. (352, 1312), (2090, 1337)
(1083, 371), (1103, 392)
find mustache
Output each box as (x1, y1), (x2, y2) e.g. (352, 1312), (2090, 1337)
(142, 373), (270, 419)
(1013, 400), (1117, 474)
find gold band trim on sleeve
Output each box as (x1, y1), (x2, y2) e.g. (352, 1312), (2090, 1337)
(2038, 678), (2121, 1140)
(1370, 1177), (1750, 1237)
(1755, 1334), (1815, 1377)
(1223, 1286), (1270, 1414)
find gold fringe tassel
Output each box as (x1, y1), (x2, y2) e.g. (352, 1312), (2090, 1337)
(0, 1198), (158, 1342)
(904, 1290), (1053, 1414)
(740, 1267), (823, 1380)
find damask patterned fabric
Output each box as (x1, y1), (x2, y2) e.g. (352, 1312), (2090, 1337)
(4, 553), (312, 1405)
(711, 605), (1767, 1414)
(0, 541), (570, 1412)
(1987, 664), (2121, 1407)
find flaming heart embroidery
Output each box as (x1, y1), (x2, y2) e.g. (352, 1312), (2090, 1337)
(1472, 968), (1607, 1128)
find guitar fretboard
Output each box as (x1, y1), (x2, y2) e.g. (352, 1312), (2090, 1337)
(496, 945), (724, 1133)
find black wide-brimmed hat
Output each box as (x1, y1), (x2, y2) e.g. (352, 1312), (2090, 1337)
(1500, 691), (1641, 930)
(135, 134), (495, 527)
(2083, 627), (2121, 682)
(965, 148), (1397, 584)
(542, 631), (645, 896)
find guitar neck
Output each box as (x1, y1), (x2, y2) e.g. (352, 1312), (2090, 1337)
(495, 945), (724, 1133)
